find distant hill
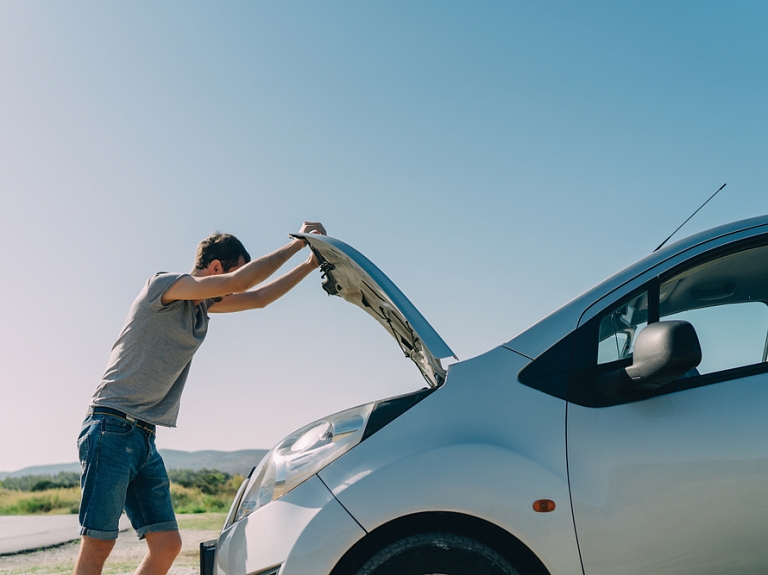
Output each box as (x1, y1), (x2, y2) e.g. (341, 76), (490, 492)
(159, 449), (267, 476)
(0, 462), (81, 479)
(0, 449), (268, 479)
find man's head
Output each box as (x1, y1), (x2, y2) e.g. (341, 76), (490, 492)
(195, 233), (251, 273)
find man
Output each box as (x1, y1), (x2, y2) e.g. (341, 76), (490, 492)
(74, 222), (326, 575)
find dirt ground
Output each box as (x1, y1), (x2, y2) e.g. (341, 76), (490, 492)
(0, 513), (225, 575)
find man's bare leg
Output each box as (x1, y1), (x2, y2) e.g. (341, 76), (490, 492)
(134, 530), (182, 575)
(73, 536), (116, 575)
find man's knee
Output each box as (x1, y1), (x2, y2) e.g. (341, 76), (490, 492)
(75, 536), (117, 574)
(80, 535), (116, 556)
(145, 530), (182, 560)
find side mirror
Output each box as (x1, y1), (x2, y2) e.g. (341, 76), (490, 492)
(598, 320), (702, 398)
(625, 320), (701, 386)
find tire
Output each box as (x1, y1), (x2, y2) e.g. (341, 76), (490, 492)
(354, 532), (519, 575)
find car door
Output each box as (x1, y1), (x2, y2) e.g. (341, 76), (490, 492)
(567, 240), (768, 575)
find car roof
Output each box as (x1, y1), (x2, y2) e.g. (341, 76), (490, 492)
(504, 214), (768, 359)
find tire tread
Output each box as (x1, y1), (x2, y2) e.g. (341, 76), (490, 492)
(355, 532), (519, 575)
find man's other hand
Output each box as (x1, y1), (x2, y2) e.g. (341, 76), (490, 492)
(299, 221), (327, 235)
(305, 250), (320, 268)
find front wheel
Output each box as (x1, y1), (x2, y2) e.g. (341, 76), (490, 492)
(355, 533), (519, 575)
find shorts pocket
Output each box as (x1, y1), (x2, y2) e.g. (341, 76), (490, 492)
(77, 430), (90, 471)
(101, 416), (133, 435)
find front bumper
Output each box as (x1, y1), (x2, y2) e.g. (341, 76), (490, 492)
(213, 475), (366, 575)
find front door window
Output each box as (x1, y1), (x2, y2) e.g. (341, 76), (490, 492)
(658, 245), (768, 377)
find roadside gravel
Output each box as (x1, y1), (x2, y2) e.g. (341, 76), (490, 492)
(0, 514), (225, 575)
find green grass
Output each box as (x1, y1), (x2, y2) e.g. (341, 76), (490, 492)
(0, 474), (244, 516)
(0, 558), (204, 575)
(170, 481), (240, 514)
(0, 561), (77, 575)
(1, 564), (76, 575)
(176, 512), (227, 531)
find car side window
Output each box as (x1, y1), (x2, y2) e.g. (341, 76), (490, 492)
(573, 240), (768, 408)
(658, 244), (768, 376)
(661, 303), (768, 374)
(597, 291), (649, 365)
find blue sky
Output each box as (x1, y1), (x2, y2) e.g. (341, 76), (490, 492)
(1, 1), (766, 471)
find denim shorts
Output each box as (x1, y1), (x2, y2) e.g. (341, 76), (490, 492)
(77, 412), (178, 540)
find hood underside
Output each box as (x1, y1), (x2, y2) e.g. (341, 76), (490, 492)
(292, 233), (457, 387)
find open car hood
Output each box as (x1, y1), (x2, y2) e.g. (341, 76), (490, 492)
(292, 233), (457, 387)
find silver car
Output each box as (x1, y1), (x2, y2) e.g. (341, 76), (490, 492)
(203, 215), (768, 575)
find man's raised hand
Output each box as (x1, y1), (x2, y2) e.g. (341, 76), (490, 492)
(299, 221), (327, 236)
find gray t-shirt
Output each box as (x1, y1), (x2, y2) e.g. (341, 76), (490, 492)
(90, 272), (213, 427)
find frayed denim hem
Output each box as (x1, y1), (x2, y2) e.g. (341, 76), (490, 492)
(79, 526), (120, 541)
(135, 520), (179, 540)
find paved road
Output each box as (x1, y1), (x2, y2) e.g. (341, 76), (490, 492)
(0, 515), (130, 555)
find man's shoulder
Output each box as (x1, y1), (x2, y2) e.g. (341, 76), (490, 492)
(148, 271), (186, 282)
(138, 272), (190, 311)
(146, 271), (189, 288)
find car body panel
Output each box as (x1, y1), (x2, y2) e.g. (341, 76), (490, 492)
(568, 373), (768, 574)
(318, 347), (582, 575)
(214, 476), (365, 575)
(566, 217), (768, 574)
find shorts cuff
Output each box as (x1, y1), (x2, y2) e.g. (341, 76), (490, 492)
(136, 520), (179, 539)
(80, 526), (119, 541)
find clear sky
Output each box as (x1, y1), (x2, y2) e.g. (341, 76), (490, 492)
(1, 1), (766, 472)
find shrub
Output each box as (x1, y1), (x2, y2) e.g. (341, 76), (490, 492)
(169, 473), (245, 514)
(167, 468), (230, 495)
(0, 487), (80, 515)
(1, 472), (80, 492)
(0, 469), (245, 515)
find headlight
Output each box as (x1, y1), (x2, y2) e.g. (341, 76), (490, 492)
(231, 402), (374, 523)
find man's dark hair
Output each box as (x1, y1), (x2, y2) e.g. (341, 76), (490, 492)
(195, 233), (251, 272)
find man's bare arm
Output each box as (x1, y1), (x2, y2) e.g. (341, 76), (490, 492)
(162, 222), (326, 304)
(209, 256), (318, 313)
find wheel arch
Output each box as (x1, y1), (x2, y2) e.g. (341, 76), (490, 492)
(328, 511), (551, 575)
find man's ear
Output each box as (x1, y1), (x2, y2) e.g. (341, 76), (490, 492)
(207, 259), (224, 275)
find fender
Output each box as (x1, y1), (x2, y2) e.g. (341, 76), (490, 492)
(319, 347), (582, 575)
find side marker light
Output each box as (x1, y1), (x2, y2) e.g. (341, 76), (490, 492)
(533, 499), (556, 513)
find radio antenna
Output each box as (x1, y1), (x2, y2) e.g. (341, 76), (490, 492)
(654, 183), (727, 252)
